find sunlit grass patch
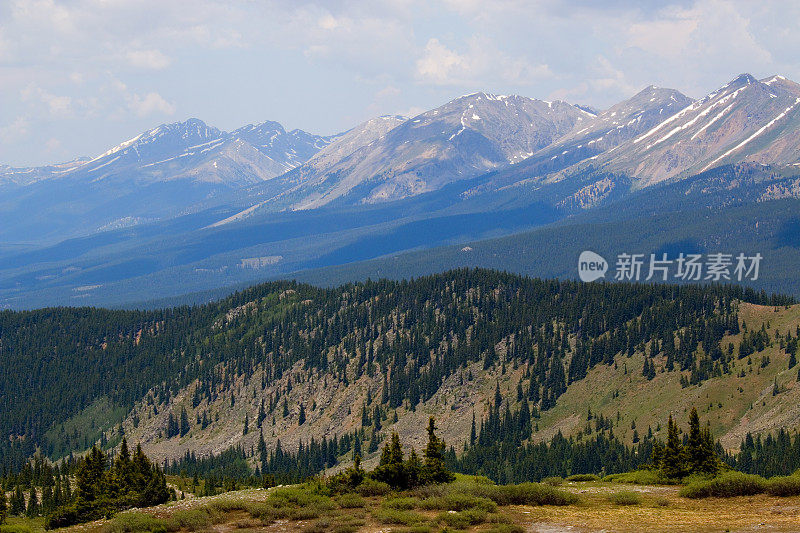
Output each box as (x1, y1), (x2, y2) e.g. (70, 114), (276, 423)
(608, 490), (643, 506)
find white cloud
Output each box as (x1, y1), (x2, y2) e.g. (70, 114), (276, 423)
(415, 36), (552, 86)
(0, 116), (30, 143)
(126, 91), (175, 117)
(416, 38), (468, 85)
(126, 49), (171, 70)
(21, 85), (74, 117)
(3, 0), (800, 165)
(45, 137), (64, 154)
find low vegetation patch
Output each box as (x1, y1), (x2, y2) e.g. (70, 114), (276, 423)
(468, 482), (579, 506)
(765, 474), (800, 496)
(371, 507), (427, 526)
(541, 476), (563, 486)
(565, 474), (600, 482)
(608, 491), (642, 506)
(680, 471), (767, 498)
(604, 469), (669, 485)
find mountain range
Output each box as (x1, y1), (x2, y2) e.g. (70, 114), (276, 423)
(1, 73), (800, 308)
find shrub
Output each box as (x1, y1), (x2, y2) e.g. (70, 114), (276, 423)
(470, 482), (578, 506)
(332, 526), (360, 533)
(337, 493), (366, 508)
(484, 525), (525, 533)
(289, 507), (322, 520)
(765, 475), (800, 497)
(101, 512), (169, 533)
(435, 508), (488, 528)
(606, 469), (667, 485)
(382, 497), (420, 510)
(167, 508), (221, 531)
(680, 471), (766, 498)
(355, 478), (391, 497)
(1, 525), (34, 533)
(389, 526), (434, 533)
(541, 476), (563, 486)
(608, 491), (642, 506)
(418, 493), (496, 513)
(371, 508), (426, 526)
(565, 474), (600, 482)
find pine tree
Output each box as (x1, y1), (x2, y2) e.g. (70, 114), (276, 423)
(685, 408), (705, 473)
(422, 417), (454, 484)
(298, 404), (306, 426)
(179, 407), (190, 437)
(0, 489), (7, 524)
(41, 485), (55, 515)
(373, 432), (407, 488)
(405, 449), (422, 488)
(470, 411), (477, 447)
(661, 414), (686, 479)
(25, 488), (39, 517)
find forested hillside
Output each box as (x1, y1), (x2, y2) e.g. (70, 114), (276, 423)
(0, 270), (797, 481)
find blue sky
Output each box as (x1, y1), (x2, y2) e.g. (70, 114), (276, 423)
(1, 0), (799, 166)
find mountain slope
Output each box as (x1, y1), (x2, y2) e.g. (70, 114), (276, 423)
(0, 269), (796, 473)
(0, 119), (336, 243)
(581, 74), (800, 187)
(453, 85), (694, 204)
(275, 163), (800, 296)
(234, 93), (590, 214)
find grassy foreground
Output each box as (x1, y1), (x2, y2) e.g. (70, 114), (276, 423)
(5, 474), (799, 533)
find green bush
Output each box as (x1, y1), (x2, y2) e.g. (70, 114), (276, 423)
(101, 512), (170, 533)
(565, 474), (600, 482)
(1, 525), (34, 533)
(483, 525), (525, 533)
(606, 469), (667, 485)
(167, 508), (221, 531)
(381, 497), (420, 510)
(371, 508), (426, 526)
(418, 493), (496, 513)
(470, 482), (578, 506)
(680, 471), (766, 498)
(354, 478), (391, 497)
(765, 475), (800, 496)
(435, 508), (487, 528)
(336, 493), (366, 508)
(608, 491), (642, 506)
(541, 476), (563, 486)
(388, 526), (434, 533)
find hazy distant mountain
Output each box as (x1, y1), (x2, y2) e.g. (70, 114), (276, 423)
(0, 118), (337, 243)
(0, 158), (89, 187)
(458, 85), (694, 198)
(220, 93), (592, 221)
(3, 74), (800, 308)
(580, 73), (800, 186)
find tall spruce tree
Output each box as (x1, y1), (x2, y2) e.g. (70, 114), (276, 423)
(25, 488), (38, 517)
(661, 414), (687, 479)
(10, 486), (25, 516)
(0, 489), (7, 524)
(422, 417), (454, 484)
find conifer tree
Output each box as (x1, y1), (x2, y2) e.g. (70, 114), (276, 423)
(26, 488), (38, 517)
(10, 486), (25, 516)
(661, 414), (686, 479)
(373, 432), (407, 488)
(405, 449), (422, 488)
(41, 485), (55, 515)
(422, 417), (454, 484)
(179, 407), (190, 437)
(0, 488), (6, 524)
